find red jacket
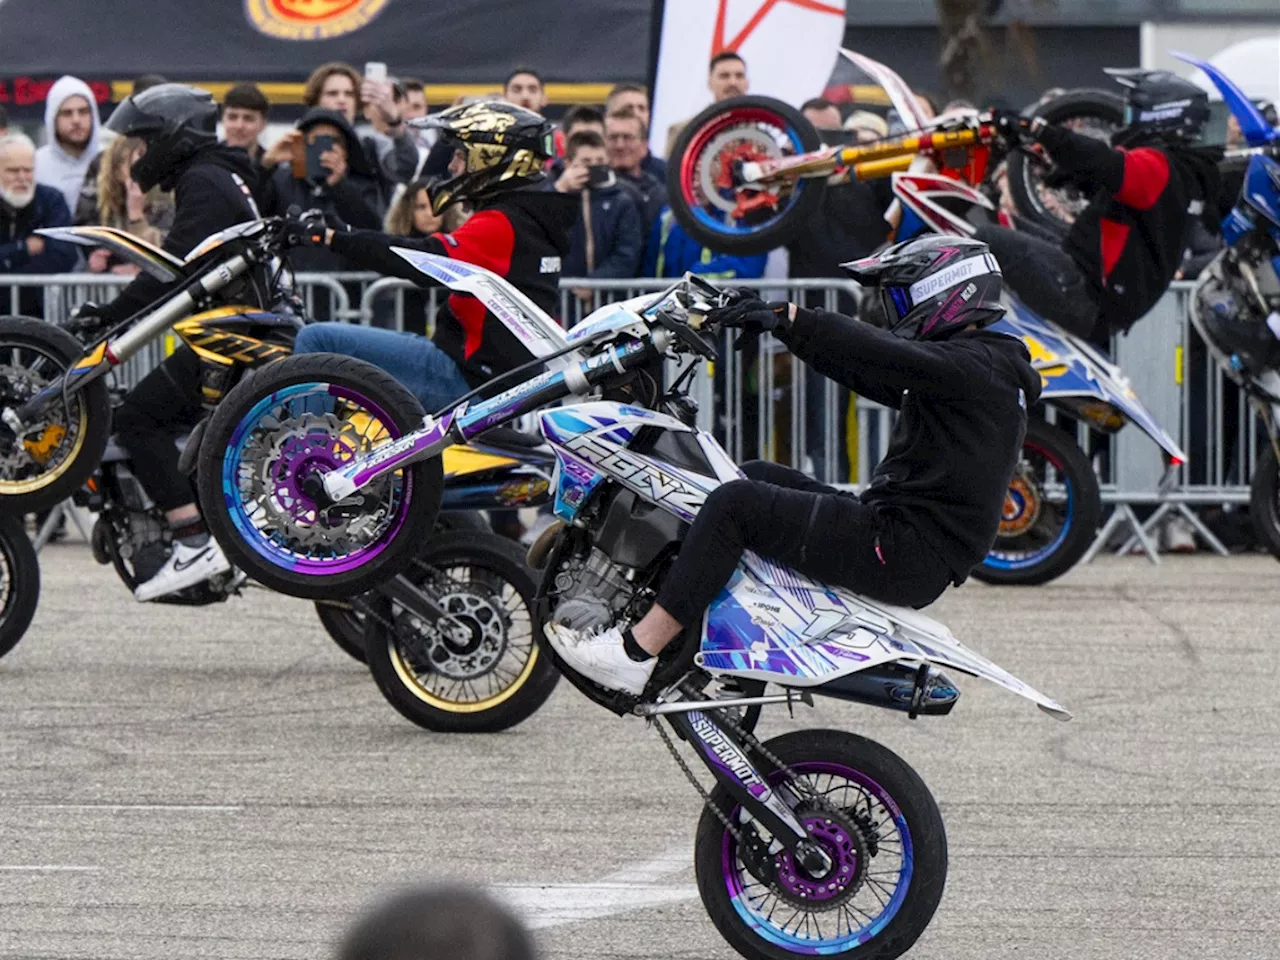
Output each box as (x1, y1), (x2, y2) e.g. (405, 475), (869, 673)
(332, 188), (578, 386)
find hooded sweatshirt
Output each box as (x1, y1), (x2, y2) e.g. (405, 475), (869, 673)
(35, 76), (103, 215)
(98, 144), (262, 325)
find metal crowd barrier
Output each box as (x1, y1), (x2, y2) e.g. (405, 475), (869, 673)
(1, 271), (1257, 558)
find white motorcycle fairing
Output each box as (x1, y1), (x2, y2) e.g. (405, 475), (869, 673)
(539, 400), (1071, 722)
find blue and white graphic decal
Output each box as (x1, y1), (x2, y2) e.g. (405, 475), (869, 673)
(992, 297), (1185, 460)
(389, 247), (570, 362)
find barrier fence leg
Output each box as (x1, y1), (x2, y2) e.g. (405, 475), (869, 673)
(1082, 504), (1161, 566)
(1173, 502), (1231, 556)
(1116, 502), (1174, 557)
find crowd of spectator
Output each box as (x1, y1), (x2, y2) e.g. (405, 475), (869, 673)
(0, 52), (879, 318)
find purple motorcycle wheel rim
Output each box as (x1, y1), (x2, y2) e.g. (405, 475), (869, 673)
(719, 760), (914, 955)
(223, 381), (413, 576)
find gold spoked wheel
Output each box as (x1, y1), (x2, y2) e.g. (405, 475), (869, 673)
(365, 531), (559, 733)
(0, 318), (110, 512)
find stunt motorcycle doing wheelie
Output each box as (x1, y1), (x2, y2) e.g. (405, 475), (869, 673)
(0, 215), (557, 731)
(194, 242), (1069, 960)
(666, 50), (1193, 584)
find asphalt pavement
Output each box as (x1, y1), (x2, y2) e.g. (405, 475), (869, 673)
(1, 542), (1276, 960)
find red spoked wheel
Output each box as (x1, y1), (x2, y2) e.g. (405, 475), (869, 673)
(666, 95), (824, 257)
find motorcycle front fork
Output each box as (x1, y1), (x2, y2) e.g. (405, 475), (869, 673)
(666, 705), (832, 874)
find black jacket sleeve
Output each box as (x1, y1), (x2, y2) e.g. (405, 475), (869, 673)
(327, 178), (384, 231)
(98, 169), (244, 324)
(1033, 124), (1126, 195)
(329, 229), (448, 283)
(779, 307), (987, 407)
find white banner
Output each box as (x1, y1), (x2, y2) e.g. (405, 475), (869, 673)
(649, 0), (849, 158)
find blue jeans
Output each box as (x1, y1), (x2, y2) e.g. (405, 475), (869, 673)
(294, 323), (472, 414)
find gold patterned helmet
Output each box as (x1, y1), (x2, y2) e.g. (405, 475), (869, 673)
(415, 100), (556, 214)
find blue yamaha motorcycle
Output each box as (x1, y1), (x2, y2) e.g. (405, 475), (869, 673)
(1176, 53), (1280, 559)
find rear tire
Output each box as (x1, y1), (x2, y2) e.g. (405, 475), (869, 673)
(695, 729), (947, 960)
(0, 512), (39, 660)
(667, 95), (823, 256)
(1248, 444), (1280, 561)
(971, 418), (1101, 585)
(0, 317), (110, 513)
(365, 531), (557, 733)
(196, 353), (442, 601)
(312, 513), (494, 664)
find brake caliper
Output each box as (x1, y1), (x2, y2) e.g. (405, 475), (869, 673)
(23, 424), (66, 465)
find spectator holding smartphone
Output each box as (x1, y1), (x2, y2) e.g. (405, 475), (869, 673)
(557, 130), (643, 304)
(261, 109), (383, 313)
(301, 62), (418, 200)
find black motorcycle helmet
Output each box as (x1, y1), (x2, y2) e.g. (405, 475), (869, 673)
(842, 235), (1005, 341)
(1105, 68), (1210, 146)
(106, 83), (218, 192)
(415, 100), (555, 214)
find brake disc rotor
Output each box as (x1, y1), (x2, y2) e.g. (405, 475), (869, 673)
(0, 362), (76, 476)
(698, 126), (783, 215)
(999, 469), (1043, 537)
(396, 587), (509, 682)
(768, 807), (869, 913)
(236, 410), (392, 551)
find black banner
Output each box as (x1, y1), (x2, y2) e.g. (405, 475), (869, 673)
(0, 0), (652, 116)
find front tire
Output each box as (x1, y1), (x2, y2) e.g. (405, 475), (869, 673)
(196, 353), (443, 601)
(365, 531), (557, 733)
(0, 317), (110, 513)
(971, 418), (1101, 586)
(0, 513), (39, 659)
(1249, 444), (1280, 561)
(667, 95), (823, 256)
(695, 729), (947, 960)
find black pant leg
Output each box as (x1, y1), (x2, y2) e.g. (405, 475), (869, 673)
(975, 224), (1099, 339)
(740, 459), (838, 494)
(113, 347), (204, 511)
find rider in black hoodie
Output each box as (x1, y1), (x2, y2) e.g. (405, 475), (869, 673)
(77, 85), (264, 601)
(547, 236), (1042, 696)
(289, 100), (578, 410)
(985, 69), (1222, 342)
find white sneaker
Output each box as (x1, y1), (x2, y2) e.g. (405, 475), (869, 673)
(1162, 516), (1197, 553)
(134, 538), (231, 602)
(544, 622), (656, 695)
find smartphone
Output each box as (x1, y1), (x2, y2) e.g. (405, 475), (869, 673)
(364, 61), (388, 84)
(587, 164), (615, 189)
(305, 134), (336, 184)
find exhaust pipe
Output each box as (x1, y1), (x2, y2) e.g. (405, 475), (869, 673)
(818, 662), (959, 717)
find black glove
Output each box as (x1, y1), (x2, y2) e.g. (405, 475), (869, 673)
(991, 109), (1035, 144)
(282, 209), (330, 248)
(707, 291), (792, 349)
(61, 301), (111, 340)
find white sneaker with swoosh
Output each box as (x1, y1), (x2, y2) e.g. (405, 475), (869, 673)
(134, 538), (231, 602)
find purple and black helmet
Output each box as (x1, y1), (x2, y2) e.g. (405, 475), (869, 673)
(842, 235), (1005, 342)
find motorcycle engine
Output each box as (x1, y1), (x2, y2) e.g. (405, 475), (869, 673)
(1195, 240), (1280, 384)
(548, 546), (642, 634)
